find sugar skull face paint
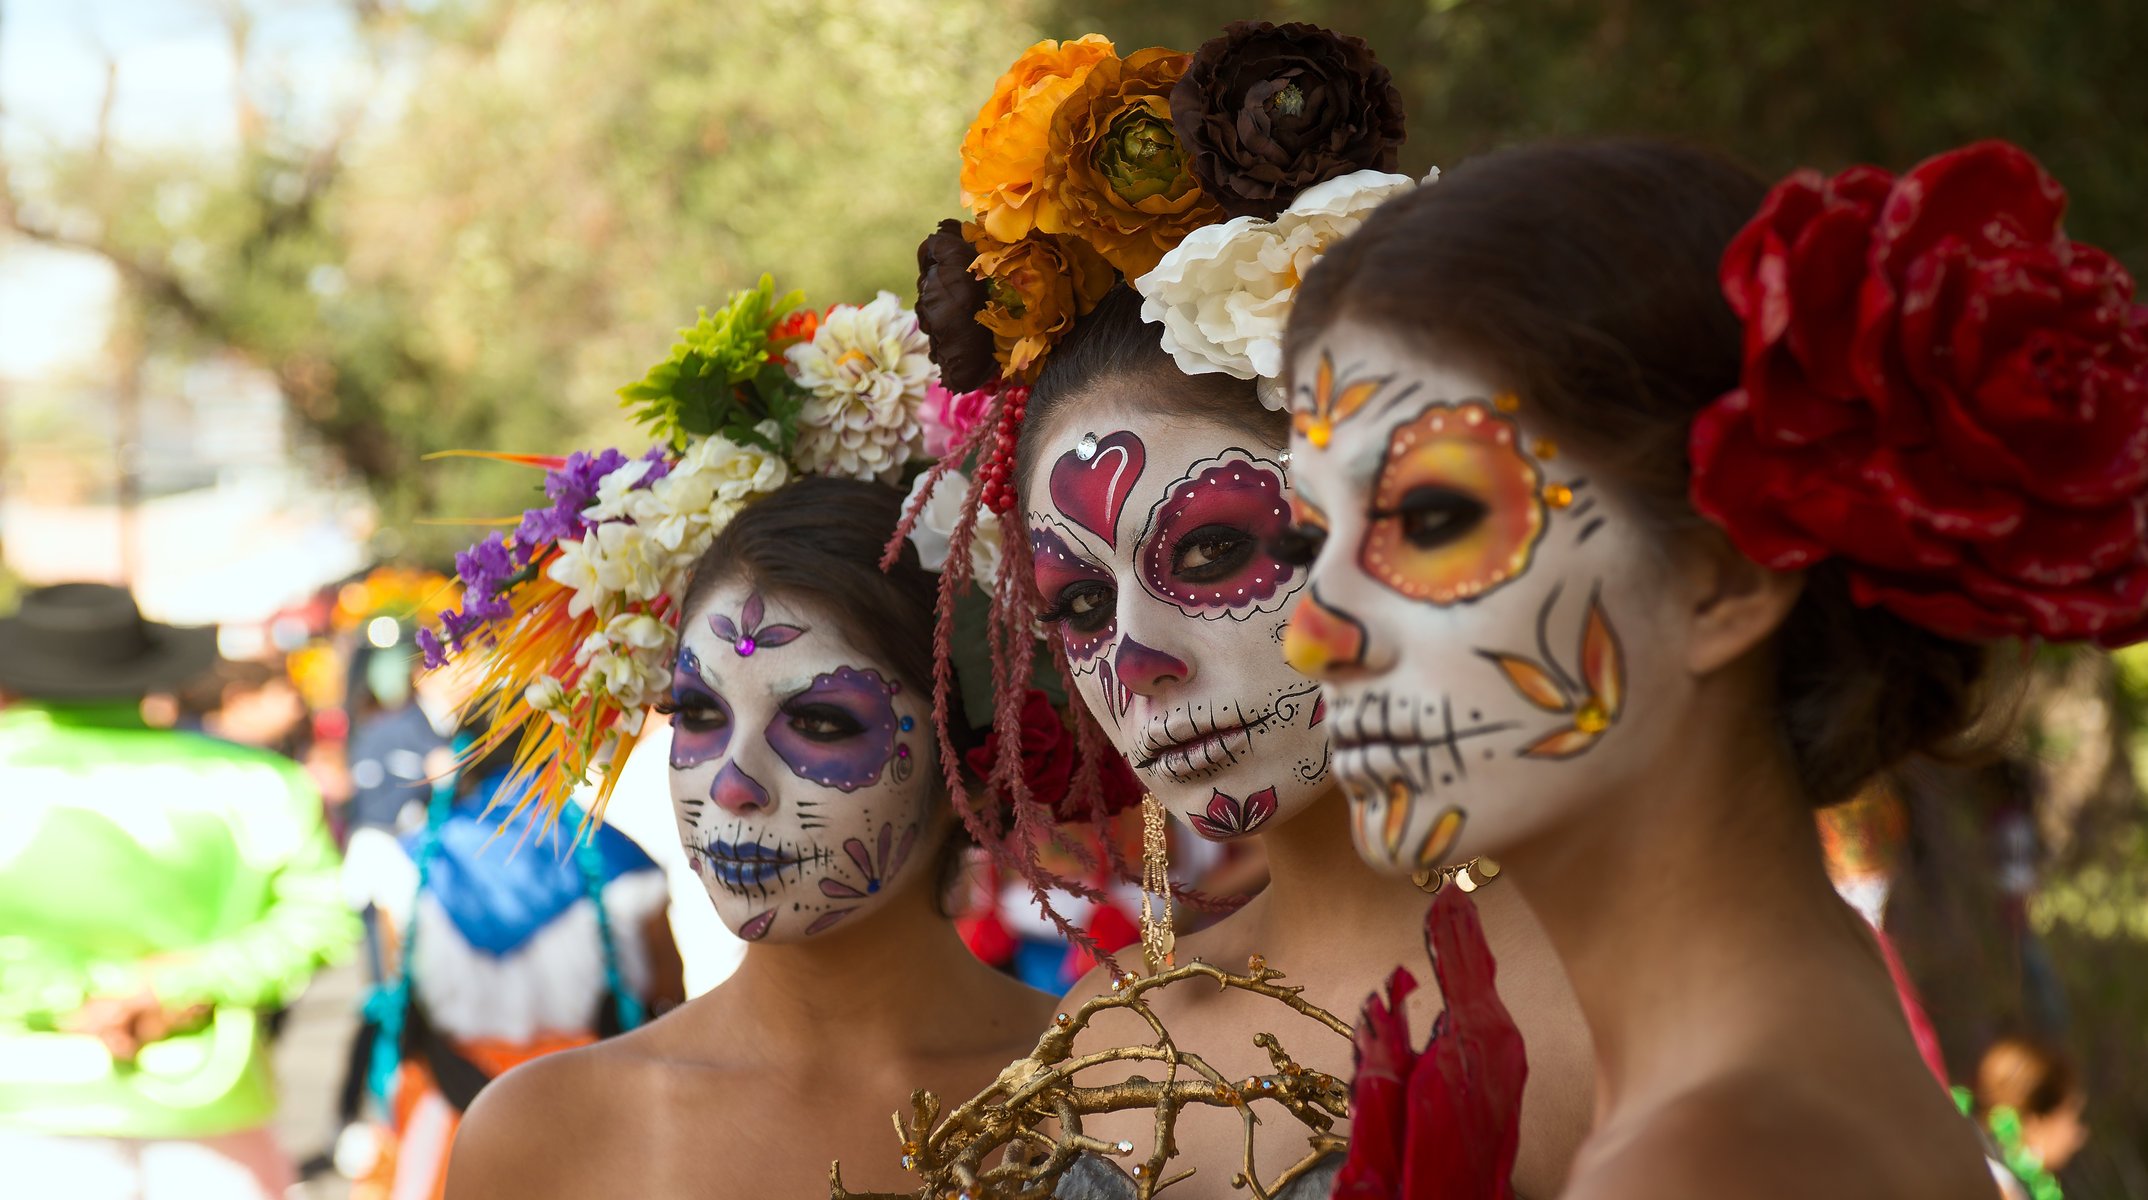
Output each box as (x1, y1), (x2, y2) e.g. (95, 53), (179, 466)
(1282, 324), (1684, 874)
(668, 581), (937, 942)
(1026, 408), (1331, 840)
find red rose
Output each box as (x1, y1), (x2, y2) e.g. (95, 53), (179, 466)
(966, 688), (1076, 817)
(1693, 141), (2148, 645)
(1331, 887), (1526, 1200)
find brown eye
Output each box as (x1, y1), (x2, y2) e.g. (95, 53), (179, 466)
(1173, 524), (1253, 580)
(1042, 581), (1115, 635)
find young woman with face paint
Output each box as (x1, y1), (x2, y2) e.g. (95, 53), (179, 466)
(1279, 140), (2148, 1196)
(446, 478), (1054, 1200)
(1016, 286), (1596, 1195)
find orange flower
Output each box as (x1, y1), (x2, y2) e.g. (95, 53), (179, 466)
(1047, 47), (1220, 278)
(960, 35), (1118, 243)
(969, 228), (1115, 382)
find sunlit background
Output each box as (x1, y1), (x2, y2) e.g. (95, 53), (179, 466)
(3, 0), (2145, 1195)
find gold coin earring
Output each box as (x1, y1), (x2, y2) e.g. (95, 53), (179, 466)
(1413, 856), (1501, 896)
(1139, 792), (1176, 974)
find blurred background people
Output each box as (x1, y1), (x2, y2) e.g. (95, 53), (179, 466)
(0, 582), (356, 1200)
(344, 711), (680, 1199)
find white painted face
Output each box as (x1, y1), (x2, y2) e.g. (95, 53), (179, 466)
(1025, 397), (1331, 841)
(667, 581), (939, 942)
(1280, 324), (1686, 874)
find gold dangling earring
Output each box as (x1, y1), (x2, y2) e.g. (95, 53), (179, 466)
(1413, 856), (1502, 896)
(1139, 793), (1176, 974)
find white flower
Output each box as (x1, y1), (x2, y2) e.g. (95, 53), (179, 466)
(525, 673), (567, 712)
(1134, 170), (1420, 409)
(583, 645), (669, 708)
(786, 292), (935, 483)
(903, 469), (1004, 586)
(581, 456), (659, 523)
(545, 536), (607, 617)
(588, 521), (670, 604)
(601, 611), (672, 652)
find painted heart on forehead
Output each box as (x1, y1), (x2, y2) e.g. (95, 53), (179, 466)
(1049, 431), (1147, 548)
(1136, 448), (1299, 618)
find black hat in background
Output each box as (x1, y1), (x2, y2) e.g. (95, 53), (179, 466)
(0, 582), (219, 700)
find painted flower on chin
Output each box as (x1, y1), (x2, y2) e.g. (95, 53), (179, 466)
(1134, 169), (1418, 403)
(1331, 887), (1527, 1200)
(1188, 786), (1279, 839)
(1047, 47), (1221, 278)
(786, 292), (935, 484)
(971, 229), (1116, 383)
(960, 34), (1119, 243)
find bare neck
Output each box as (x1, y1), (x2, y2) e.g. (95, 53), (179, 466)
(715, 871), (1037, 1066)
(1244, 786), (1428, 952)
(1502, 714), (1886, 1113)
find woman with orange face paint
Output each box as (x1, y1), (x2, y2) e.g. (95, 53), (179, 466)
(1277, 139), (2148, 1196)
(906, 21), (1594, 1195)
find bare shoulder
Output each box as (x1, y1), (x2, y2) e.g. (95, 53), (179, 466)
(1570, 1073), (1987, 1200)
(446, 1029), (687, 1200)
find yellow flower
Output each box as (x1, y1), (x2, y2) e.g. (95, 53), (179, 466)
(1049, 47), (1220, 278)
(970, 229), (1115, 383)
(959, 35), (1118, 243)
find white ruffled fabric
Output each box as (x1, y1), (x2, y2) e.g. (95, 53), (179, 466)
(386, 867), (670, 1044)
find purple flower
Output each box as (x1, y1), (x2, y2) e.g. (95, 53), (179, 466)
(636, 445), (673, 485)
(417, 627), (447, 670)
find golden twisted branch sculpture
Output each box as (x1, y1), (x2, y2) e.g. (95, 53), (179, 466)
(829, 955), (1354, 1200)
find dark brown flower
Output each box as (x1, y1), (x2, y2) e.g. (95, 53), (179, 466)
(915, 218), (998, 393)
(1171, 21), (1406, 220)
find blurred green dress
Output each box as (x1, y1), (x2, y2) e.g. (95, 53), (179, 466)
(0, 700), (356, 1139)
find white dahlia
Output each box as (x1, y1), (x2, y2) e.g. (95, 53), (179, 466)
(902, 468), (1005, 587)
(1134, 169), (1424, 409)
(785, 291), (936, 483)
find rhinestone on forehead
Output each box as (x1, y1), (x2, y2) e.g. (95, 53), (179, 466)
(1074, 432), (1099, 461)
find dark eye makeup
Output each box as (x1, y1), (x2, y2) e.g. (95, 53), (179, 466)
(1171, 523), (1255, 582)
(1372, 485), (1488, 550)
(1268, 523), (1328, 567)
(1038, 580), (1116, 635)
(783, 701), (866, 742)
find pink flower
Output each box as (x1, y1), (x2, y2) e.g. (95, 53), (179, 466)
(920, 382), (997, 459)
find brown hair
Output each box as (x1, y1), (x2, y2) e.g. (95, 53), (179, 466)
(1975, 1034), (2082, 1118)
(1286, 139), (1992, 806)
(1017, 284), (1290, 495)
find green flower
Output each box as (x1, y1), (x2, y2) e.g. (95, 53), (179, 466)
(1099, 106), (1189, 205)
(620, 274), (805, 448)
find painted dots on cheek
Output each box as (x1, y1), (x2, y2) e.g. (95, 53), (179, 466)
(764, 666), (899, 793)
(1362, 402), (1547, 605)
(1137, 452), (1297, 617)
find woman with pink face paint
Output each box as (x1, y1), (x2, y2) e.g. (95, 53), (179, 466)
(447, 479), (1054, 1200)
(1278, 140), (2148, 1196)
(1004, 286), (1596, 1194)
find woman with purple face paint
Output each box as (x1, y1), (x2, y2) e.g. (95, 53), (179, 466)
(447, 478), (1053, 1200)
(1276, 140), (2148, 1195)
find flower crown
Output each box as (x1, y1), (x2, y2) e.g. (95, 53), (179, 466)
(420, 276), (1003, 829)
(882, 21), (1421, 958)
(1692, 140), (2148, 647)
(915, 21), (1421, 407)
